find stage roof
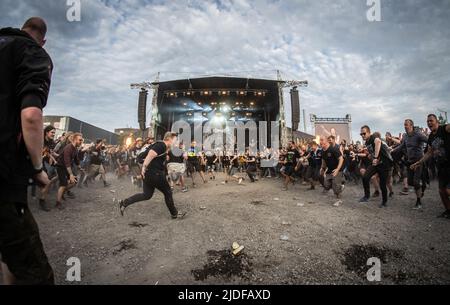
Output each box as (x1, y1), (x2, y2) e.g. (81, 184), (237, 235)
(152, 76), (282, 92)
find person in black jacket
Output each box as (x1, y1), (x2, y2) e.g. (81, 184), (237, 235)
(0, 17), (54, 285)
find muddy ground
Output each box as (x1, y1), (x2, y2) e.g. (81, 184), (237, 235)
(4, 173), (450, 285)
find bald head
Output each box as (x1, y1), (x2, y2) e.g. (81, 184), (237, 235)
(22, 17), (47, 46)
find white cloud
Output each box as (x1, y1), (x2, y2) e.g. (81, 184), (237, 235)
(2, 0), (449, 141)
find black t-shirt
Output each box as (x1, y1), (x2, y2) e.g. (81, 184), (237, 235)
(322, 145), (342, 174)
(90, 147), (104, 165)
(365, 135), (393, 165)
(428, 125), (450, 167)
(285, 149), (299, 165)
(168, 150), (184, 164)
(148, 141), (168, 173)
(222, 156), (230, 167)
(206, 154), (216, 165)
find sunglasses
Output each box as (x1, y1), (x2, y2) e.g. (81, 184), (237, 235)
(360, 133), (367, 136)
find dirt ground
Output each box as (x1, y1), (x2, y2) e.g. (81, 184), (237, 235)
(10, 173), (450, 284)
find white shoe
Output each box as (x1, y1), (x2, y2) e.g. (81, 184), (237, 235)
(238, 178), (243, 184)
(333, 200), (342, 207)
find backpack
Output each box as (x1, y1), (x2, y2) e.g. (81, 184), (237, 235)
(136, 141), (166, 164)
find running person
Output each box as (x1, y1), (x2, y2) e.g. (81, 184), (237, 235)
(359, 126), (394, 208)
(118, 132), (186, 219)
(186, 141), (207, 186)
(392, 119), (428, 209)
(411, 114), (450, 218)
(281, 142), (300, 190)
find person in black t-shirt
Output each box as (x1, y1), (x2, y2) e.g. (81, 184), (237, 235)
(118, 133), (186, 220)
(320, 136), (345, 204)
(245, 150), (257, 183)
(281, 142), (300, 190)
(359, 126), (393, 207)
(411, 114), (450, 219)
(305, 141), (323, 190)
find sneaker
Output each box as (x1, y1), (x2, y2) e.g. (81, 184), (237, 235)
(172, 211), (187, 219)
(341, 184), (345, 192)
(412, 204), (422, 210)
(282, 186), (288, 191)
(400, 188), (409, 195)
(181, 187), (188, 193)
(39, 199), (51, 212)
(55, 201), (65, 210)
(359, 196), (369, 203)
(389, 192), (394, 198)
(66, 191), (75, 199)
(104, 182), (111, 187)
(308, 185), (315, 190)
(379, 202), (387, 208)
(372, 190), (380, 198)
(333, 200), (342, 207)
(238, 178), (243, 185)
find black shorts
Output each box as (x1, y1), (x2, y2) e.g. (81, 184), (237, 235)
(56, 166), (69, 187)
(438, 166), (450, 189)
(284, 164), (295, 177)
(407, 163), (423, 188)
(306, 166), (320, 181)
(187, 161), (201, 173)
(0, 202), (54, 285)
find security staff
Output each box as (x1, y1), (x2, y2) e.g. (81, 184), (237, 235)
(0, 17), (54, 284)
(118, 132), (186, 219)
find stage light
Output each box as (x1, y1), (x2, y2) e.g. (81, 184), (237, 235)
(186, 91), (191, 96)
(246, 112), (252, 116)
(221, 105), (231, 113)
(250, 102), (255, 106)
(169, 92), (176, 97)
(235, 102), (239, 105)
(183, 102), (187, 106)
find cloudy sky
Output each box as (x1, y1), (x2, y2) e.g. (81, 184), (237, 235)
(2, 0), (449, 140)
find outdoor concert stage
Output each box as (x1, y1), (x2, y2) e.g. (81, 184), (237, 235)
(135, 76), (309, 147)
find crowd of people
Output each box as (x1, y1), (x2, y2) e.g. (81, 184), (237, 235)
(36, 114), (449, 220)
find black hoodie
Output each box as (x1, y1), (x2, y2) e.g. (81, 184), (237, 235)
(0, 27), (53, 202)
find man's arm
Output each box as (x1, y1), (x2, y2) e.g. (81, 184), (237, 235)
(391, 138), (405, 155)
(21, 106), (44, 170)
(411, 147), (433, 170)
(142, 150), (158, 175)
(21, 104), (50, 186)
(334, 156), (344, 175)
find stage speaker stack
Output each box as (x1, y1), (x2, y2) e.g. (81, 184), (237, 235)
(138, 89), (148, 131)
(290, 87), (300, 131)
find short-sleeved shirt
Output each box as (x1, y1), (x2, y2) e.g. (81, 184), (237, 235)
(285, 149), (299, 165)
(148, 141), (168, 173)
(168, 150), (184, 164)
(322, 145), (342, 174)
(427, 125), (450, 167)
